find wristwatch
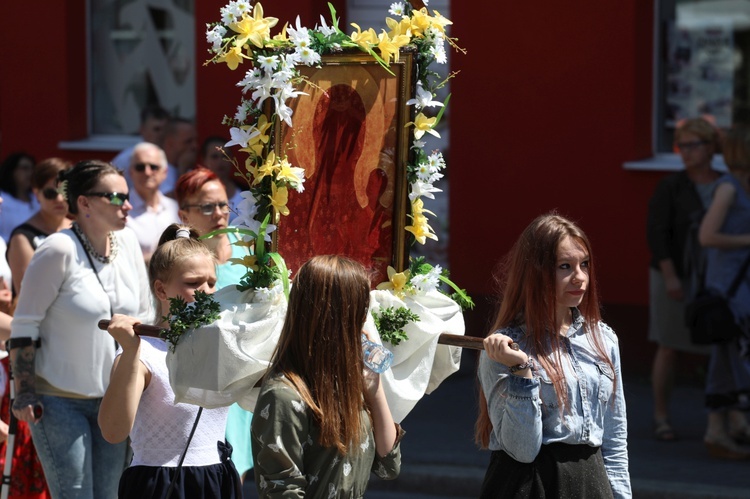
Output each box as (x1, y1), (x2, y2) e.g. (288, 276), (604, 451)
(509, 358), (534, 374)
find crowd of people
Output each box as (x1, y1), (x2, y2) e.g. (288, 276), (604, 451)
(0, 103), (407, 498)
(647, 117), (750, 460)
(0, 112), (747, 499)
(0, 107), (266, 498)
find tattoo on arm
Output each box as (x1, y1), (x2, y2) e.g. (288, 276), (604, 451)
(13, 346), (36, 395)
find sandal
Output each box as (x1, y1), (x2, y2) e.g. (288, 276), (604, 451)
(654, 420), (678, 441)
(705, 434), (750, 460)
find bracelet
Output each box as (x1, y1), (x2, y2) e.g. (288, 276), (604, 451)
(509, 358), (533, 374)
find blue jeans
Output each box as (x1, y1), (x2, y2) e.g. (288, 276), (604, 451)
(706, 340), (750, 411)
(28, 395), (127, 499)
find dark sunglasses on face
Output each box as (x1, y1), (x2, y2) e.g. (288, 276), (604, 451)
(133, 162), (162, 173)
(85, 192), (130, 206)
(41, 187), (61, 200)
(183, 202), (230, 216)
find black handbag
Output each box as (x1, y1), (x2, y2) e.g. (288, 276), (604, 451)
(685, 251), (750, 345)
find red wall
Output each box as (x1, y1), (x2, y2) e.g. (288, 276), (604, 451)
(450, 1), (662, 308)
(0, 0), (87, 161)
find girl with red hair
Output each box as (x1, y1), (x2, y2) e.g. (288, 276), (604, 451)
(476, 213), (630, 498)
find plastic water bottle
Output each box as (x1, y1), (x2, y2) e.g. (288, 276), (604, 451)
(361, 334), (394, 374)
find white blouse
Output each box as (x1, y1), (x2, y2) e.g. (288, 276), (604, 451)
(10, 227), (152, 397)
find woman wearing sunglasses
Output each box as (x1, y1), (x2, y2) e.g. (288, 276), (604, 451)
(6, 158), (72, 298)
(175, 166), (255, 482)
(9, 159), (152, 498)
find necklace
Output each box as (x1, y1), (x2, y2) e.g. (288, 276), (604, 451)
(72, 222), (118, 264)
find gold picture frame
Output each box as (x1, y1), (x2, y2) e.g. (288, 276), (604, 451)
(273, 49), (417, 284)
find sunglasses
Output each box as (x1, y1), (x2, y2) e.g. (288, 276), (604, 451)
(41, 187), (61, 200)
(133, 162), (162, 173)
(85, 191), (130, 206)
(183, 202), (230, 216)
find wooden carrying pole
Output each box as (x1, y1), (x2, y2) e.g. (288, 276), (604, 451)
(97, 321), (485, 350)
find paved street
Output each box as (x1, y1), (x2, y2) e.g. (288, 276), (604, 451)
(245, 349), (750, 498)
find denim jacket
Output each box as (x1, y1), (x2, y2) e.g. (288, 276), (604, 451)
(478, 309), (631, 499)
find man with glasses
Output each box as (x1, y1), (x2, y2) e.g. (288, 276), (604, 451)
(125, 142), (179, 263)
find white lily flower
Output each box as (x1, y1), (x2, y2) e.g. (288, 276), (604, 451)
(234, 191), (259, 222)
(287, 16), (310, 47)
(275, 101), (294, 127)
(225, 126), (260, 148)
(237, 68), (262, 94)
(409, 180), (442, 201)
(407, 83), (443, 110)
(316, 15), (336, 37)
(251, 73), (274, 106)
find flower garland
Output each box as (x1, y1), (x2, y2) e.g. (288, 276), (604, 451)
(206, 0), (471, 309)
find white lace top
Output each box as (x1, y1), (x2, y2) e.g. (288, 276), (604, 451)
(125, 336), (230, 467)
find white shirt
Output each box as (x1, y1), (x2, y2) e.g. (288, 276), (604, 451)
(10, 227), (152, 397)
(126, 190), (180, 258)
(0, 191), (39, 243)
(0, 238), (11, 287)
(125, 337), (229, 467)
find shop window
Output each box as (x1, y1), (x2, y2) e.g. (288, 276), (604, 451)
(658, 0), (750, 151)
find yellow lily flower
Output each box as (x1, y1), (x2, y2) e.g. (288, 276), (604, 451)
(376, 31), (399, 65)
(430, 10), (453, 34)
(272, 22), (289, 42)
(276, 156), (304, 185)
(386, 16), (412, 39)
(241, 115), (271, 158)
(409, 9), (432, 38)
(255, 151), (280, 185)
(405, 198), (438, 244)
(217, 45), (247, 70)
(229, 254), (259, 271)
(350, 23), (378, 50)
(376, 266), (411, 298)
(230, 3), (279, 49)
(268, 182), (289, 216)
(406, 112), (440, 140)
(244, 157), (259, 179)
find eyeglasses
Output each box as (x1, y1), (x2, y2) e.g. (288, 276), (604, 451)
(676, 140), (708, 152)
(183, 202), (230, 216)
(85, 192), (130, 206)
(133, 162), (162, 173)
(41, 187), (61, 200)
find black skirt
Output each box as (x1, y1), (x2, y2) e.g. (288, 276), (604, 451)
(479, 443), (614, 499)
(118, 441), (242, 499)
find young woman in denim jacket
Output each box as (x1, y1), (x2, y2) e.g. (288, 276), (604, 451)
(476, 214), (631, 498)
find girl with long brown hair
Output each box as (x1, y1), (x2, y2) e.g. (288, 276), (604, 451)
(251, 255), (403, 497)
(476, 213), (630, 498)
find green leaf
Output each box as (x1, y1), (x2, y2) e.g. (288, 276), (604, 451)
(161, 291), (221, 352)
(371, 306), (420, 346)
